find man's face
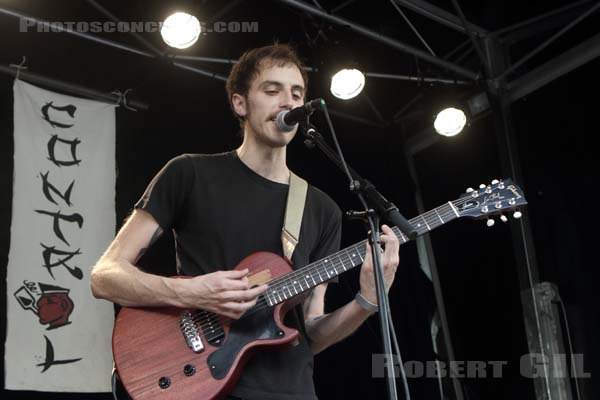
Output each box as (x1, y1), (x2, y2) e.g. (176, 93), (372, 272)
(233, 61), (305, 148)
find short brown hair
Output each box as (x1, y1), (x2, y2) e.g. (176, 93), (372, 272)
(226, 44), (308, 128)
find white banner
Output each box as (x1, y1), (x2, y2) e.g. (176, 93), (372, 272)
(5, 80), (115, 392)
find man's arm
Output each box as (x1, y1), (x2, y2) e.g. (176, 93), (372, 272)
(304, 225), (400, 354)
(90, 209), (267, 319)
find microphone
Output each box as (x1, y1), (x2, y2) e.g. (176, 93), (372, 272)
(275, 98), (325, 132)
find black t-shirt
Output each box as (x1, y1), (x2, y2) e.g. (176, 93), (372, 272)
(134, 151), (342, 400)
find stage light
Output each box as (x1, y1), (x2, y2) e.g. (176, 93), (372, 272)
(330, 69), (365, 100)
(434, 107), (467, 137)
(161, 12), (201, 49)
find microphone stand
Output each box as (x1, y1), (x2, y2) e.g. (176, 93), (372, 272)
(301, 116), (413, 400)
(302, 123), (417, 240)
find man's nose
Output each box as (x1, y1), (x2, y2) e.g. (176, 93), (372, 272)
(279, 91), (294, 110)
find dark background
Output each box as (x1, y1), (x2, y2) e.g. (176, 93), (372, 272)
(0, 0), (597, 399)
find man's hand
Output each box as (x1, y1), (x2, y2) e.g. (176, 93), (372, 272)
(359, 225), (400, 304)
(180, 269), (268, 319)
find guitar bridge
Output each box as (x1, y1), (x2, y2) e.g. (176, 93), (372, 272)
(179, 312), (204, 353)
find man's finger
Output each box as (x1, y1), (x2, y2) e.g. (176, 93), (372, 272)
(222, 268), (250, 278)
(246, 284), (268, 298)
(222, 277), (250, 291)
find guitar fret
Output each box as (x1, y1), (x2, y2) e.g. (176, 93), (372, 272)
(448, 201), (459, 217)
(398, 230), (407, 243)
(434, 208), (444, 224)
(340, 254), (347, 271)
(421, 215), (431, 231)
(332, 257), (340, 274)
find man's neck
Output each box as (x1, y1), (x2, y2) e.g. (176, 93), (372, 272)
(236, 139), (290, 185)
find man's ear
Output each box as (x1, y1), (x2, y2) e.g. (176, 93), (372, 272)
(231, 93), (247, 118)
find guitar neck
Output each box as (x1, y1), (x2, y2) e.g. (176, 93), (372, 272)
(263, 201), (460, 306)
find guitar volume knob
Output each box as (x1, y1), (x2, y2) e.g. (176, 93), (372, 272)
(158, 376), (171, 389)
(184, 364), (196, 377)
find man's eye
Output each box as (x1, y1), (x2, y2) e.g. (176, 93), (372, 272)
(266, 90), (278, 95)
(293, 94), (302, 100)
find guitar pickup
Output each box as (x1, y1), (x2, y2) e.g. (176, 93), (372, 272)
(179, 311), (204, 353)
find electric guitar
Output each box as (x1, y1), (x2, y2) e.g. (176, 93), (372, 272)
(112, 179), (527, 400)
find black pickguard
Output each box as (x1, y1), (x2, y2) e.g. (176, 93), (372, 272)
(207, 306), (282, 379)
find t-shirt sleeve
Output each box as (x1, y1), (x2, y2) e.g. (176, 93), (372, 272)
(134, 154), (194, 230)
(310, 201), (342, 264)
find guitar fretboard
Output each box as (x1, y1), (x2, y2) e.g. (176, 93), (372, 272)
(264, 201), (460, 306)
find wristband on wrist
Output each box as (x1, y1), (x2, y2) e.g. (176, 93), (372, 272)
(355, 292), (378, 313)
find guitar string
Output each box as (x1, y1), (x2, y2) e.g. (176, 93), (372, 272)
(191, 204), (453, 327)
(191, 193), (520, 329)
(246, 194), (480, 300)
(245, 195), (472, 296)
(191, 201), (506, 330)
(190, 194), (513, 328)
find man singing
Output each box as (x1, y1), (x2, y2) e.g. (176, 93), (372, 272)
(91, 43), (400, 400)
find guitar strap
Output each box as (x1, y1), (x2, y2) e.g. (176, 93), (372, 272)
(281, 171), (308, 263)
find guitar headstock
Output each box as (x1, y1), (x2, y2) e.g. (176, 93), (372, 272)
(454, 179), (527, 226)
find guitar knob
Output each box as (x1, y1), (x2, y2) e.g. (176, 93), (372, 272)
(479, 184), (486, 189)
(486, 219), (495, 227)
(500, 214), (508, 223)
(466, 187), (474, 193)
(184, 364), (196, 377)
(513, 211), (522, 219)
(158, 376), (171, 389)
(491, 179), (499, 185)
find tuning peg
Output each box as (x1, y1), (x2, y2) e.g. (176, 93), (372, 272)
(491, 179), (499, 185)
(486, 218), (495, 227)
(466, 187), (474, 193)
(479, 184), (486, 189)
(513, 211), (522, 219)
(500, 214), (508, 223)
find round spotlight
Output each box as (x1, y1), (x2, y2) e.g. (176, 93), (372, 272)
(330, 69), (365, 100)
(434, 107), (467, 137)
(161, 12), (201, 49)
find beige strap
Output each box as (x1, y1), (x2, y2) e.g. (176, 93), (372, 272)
(281, 171), (308, 262)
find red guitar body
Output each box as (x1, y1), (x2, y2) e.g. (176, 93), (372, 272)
(112, 252), (302, 400)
